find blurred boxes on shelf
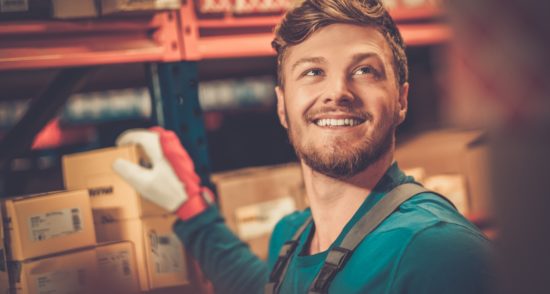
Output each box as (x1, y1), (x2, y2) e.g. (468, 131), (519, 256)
(51, 0), (99, 19)
(198, 76), (276, 112)
(1, 190), (96, 261)
(196, 0), (230, 13)
(96, 241), (140, 293)
(95, 215), (189, 291)
(101, 0), (181, 14)
(0, 0), (28, 13)
(233, 0), (291, 14)
(63, 145), (167, 223)
(212, 163), (307, 259)
(196, 0), (291, 14)
(10, 247), (99, 294)
(61, 88), (152, 125)
(395, 129), (492, 218)
(0, 88), (151, 130)
(0, 0), (50, 20)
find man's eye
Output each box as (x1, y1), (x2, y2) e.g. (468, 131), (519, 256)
(304, 69), (323, 76)
(354, 66), (378, 76)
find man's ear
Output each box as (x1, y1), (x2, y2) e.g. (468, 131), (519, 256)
(397, 82), (409, 125)
(275, 86), (288, 129)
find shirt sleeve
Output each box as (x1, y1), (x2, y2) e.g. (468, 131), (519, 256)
(173, 206), (269, 294)
(389, 222), (494, 294)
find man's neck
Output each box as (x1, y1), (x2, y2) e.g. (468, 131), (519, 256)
(301, 151), (394, 254)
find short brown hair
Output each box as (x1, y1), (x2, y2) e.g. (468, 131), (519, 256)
(272, 0), (408, 88)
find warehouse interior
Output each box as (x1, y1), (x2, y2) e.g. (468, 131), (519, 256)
(1, 0), (549, 293)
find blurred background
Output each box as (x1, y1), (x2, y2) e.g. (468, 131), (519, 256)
(0, 0), (549, 293)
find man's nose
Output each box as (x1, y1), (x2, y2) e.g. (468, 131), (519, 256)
(322, 74), (355, 105)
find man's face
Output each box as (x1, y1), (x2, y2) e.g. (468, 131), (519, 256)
(276, 23), (409, 178)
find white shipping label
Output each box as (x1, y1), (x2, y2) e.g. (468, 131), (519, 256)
(34, 269), (87, 294)
(149, 233), (184, 274)
(235, 196), (296, 241)
(97, 249), (133, 280)
(0, 0), (28, 12)
(28, 208), (83, 242)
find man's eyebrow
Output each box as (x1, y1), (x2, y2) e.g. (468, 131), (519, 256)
(350, 52), (382, 65)
(291, 57), (326, 72)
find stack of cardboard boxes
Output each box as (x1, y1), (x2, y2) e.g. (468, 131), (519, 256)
(0, 142), (309, 292)
(0, 190), (140, 293)
(62, 145), (189, 291)
(0, 144), (190, 293)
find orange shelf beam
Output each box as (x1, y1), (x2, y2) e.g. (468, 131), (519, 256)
(197, 23), (450, 59)
(198, 33), (276, 59)
(0, 12), (182, 71)
(0, 5), (448, 69)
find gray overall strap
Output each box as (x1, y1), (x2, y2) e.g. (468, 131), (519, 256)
(308, 183), (433, 294)
(265, 216), (313, 294)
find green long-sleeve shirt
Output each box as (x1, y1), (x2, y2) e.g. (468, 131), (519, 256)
(174, 163), (493, 293)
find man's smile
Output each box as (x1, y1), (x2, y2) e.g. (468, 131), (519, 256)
(309, 112), (368, 128)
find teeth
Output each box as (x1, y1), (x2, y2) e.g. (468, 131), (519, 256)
(315, 118), (361, 127)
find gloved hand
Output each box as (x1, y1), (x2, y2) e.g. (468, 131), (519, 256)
(112, 127), (213, 220)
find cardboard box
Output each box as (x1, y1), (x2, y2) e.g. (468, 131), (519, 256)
(96, 241), (140, 293)
(94, 215), (188, 291)
(395, 129), (492, 217)
(51, 0), (99, 19)
(2, 190), (96, 261)
(0, 206), (9, 294)
(9, 247), (99, 294)
(101, 0), (181, 15)
(212, 163), (307, 260)
(63, 145), (167, 223)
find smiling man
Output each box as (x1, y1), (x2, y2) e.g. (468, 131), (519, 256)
(112, 0), (493, 293)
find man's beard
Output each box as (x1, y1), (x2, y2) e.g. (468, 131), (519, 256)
(286, 110), (396, 179)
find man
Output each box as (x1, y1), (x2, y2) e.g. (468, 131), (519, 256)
(113, 0), (493, 293)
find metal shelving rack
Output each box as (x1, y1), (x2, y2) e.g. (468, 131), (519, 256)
(0, 1), (450, 191)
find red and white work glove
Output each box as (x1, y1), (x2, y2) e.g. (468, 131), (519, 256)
(112, 127), (213, 220)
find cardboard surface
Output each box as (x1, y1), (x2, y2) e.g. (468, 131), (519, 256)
(96, 241), (140, 293)
(51, 0), (98, 19)
(63, 145), (167, 223)
(94, 215), (188, 291)
(2, 190), (96, 261)
(0, 206), (8, 294)
(212, 163), (307, 259)
(395, 129), (491, 217)
(12, 247), (99, 294)
(101, 0), (181, 14)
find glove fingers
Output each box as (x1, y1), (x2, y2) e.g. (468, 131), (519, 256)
(116, 129), (164, 162)
(112, 159), (153, 193)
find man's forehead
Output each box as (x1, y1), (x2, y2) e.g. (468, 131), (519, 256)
(283, 24), (393, 69)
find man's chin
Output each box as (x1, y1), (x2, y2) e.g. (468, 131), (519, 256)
(299, 150), (371, 179)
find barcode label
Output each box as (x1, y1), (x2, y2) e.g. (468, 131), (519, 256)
(122, 259), (131, 276)
(28, 208), (83, 242)
(0, 0), (28, 12)
(150, 233), (184, 274)
(72, 209), (81, 231)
